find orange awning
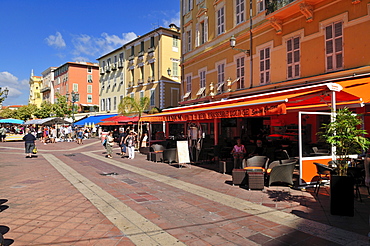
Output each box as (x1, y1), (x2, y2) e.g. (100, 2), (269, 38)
(142, 81), (367, 122)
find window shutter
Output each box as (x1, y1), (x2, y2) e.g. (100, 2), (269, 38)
(195, 23), (199, 47)
(204, 18), (208, 42)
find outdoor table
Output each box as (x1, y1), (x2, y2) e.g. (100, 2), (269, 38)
(244, 167), (265, 190)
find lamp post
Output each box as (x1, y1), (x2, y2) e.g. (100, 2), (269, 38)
(66, 91), (79, 128)
(0, 87), (9, 105)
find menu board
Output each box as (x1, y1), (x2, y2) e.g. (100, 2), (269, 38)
(176, 140), (190, 164)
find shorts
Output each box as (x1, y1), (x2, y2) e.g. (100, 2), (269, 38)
(25, 143), (35, 154)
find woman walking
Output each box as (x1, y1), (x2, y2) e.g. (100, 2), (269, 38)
(124, 131), (137, 159)
(23, 129), (36, 158)
(105, 131), (114, 158)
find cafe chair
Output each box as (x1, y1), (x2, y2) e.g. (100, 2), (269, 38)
(313, 162), (335, 195)
(246, 156), (269, 169)
(347, 167), (370, 202)
(163, 148), (177, 164)
(268, 163), (295, 187)
(311, 147), (330, 156)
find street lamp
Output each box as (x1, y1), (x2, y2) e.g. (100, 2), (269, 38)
(230, 35), (250, 56)
(167, 67), (172, 76)
(66, 91), (79, 128)
(0, 87), (9, 104)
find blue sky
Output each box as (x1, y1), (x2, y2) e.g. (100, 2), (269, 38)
(0, 0), (180, 106)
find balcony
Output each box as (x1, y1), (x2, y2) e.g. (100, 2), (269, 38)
(265, 0), (325, 34)
(266, 0), (296, 15)
(118, 61), (124, 68)
(111, 63), (117, 70)
(105, 65), (111, 73)
(40, 86), (51, 93)
(148, 47), (155, 53)
(99, 67), (105, 75)
(128, 55), (135, 61)
(137, 79), (144, 85)
(138, 51), (144, 57)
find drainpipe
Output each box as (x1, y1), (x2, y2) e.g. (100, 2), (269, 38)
(249, 0), (253, 88)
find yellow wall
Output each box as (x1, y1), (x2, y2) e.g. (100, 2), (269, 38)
(181, 0), (370, 103)
(28, 76), (42, 108)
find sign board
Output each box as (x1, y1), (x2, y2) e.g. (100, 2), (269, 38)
(176, 140), (190, 165)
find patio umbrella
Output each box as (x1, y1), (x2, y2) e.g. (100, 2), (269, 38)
(88, 122), (92, 128)
(0, 118), (24, 124)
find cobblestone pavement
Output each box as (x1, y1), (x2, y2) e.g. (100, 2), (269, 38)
(0, 139), (369, 245)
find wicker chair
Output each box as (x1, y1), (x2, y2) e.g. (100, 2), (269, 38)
(268, 163), (295, 186)
(151, 144), (165, 152)
(246, 156), (269, 169)
(163, 148), (177, 163)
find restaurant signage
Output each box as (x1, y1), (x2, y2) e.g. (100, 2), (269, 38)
(154, 103), (286, 122)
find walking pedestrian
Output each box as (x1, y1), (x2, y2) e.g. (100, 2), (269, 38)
(124, 130), (137, 159)
(0, 125), (6, 142)
(119, 129), (128, 157)
(105, 131), (114, 158)
(23, 129), (36, 158)
(77, 128), (83, 144)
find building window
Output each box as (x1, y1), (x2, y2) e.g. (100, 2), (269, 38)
(173, 35), (179, 47)
(87, 85), (92, 93)
(140, 91), (144, 101)
(217, 63), (225, 92)
(260, 47), (270, 84)
(119, 53), (124, 61)
(113, 96), (117, 111)
(236, 57), (245, 89)
(140, 41), (144, 52)
(150, 89), (155, 106)
(73, 83), (78, 92)
(87, 95), (92, 103)
(183, 0), (193, 14)
(151, 36), (155, 47)
(87, 74), (93, 83)
(236, 0), (245, 25)
(217, 6), (225, 35)
(187, 30), (192, 52)
(325, 21), (343, 72)
(87, 66), (92, 73)
(257, 0), (265, 13)
(101, 99), (105, 111)
(186, 76), (192, 92)
(198, 70), (206, 97)
(131, 46), (134, 56)
(150, 63), (155, 78)
(106, 98), (111, 111)
(120, 95), (123, 105)
(172, 62), (179, 77)
(287, 36), (300, 79)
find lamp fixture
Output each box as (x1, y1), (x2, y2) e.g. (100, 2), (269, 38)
(167, 67), (172, 76)
(230, 35), (250, 56)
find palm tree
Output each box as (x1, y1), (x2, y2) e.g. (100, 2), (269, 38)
(118, 96), (149, 142)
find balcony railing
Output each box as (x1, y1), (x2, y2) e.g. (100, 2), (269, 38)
(266, 0), (296, 15)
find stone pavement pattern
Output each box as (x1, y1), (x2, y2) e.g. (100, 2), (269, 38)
(0, 139), (369, 245)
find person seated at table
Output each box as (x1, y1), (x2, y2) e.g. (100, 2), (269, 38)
(249, 139), (267, 157)
(231, 138), (247, 169)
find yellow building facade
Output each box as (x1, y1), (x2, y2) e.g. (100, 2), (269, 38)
(180, 0), (370, 104)
(124, 25), (181, 110)
(98, 25), (181, 114)
(28, 71), (43, 107)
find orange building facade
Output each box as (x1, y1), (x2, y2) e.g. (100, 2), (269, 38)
(53, 62), (100, 112)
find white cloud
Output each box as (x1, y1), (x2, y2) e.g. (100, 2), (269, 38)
(45, 32), (66, 48)
(0, 71), (28, 103)
(71, 32), (137, 58)
(163, 11), (180, 27)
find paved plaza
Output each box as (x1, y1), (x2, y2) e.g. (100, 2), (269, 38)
(0, 139), (369, 245)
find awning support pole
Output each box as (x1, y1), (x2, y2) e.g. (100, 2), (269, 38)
(214, 118), (218, 145)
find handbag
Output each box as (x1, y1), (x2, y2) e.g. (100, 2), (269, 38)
(32, 147), (38, 154)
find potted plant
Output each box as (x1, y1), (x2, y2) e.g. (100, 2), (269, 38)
(320, 107), (370, 216)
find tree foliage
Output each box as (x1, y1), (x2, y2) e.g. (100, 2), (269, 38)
(118, 96), (149, 141)
(319, 108), (370, 176)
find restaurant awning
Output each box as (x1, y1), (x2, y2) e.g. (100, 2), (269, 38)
(99, 115), (140, 126)
(141, 82), (364, 122)
(24, 117), (71, 125)
(74, 114), (117, 126)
